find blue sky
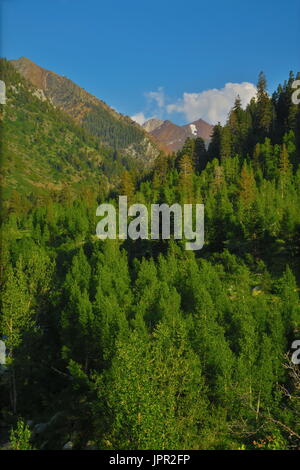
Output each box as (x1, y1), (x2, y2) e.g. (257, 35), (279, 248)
(1, 0), (300, 125)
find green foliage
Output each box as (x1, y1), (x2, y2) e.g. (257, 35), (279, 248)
(1, 69), (300, 450)
(0, 58), (145, 209)
(10, 419), (34, 450)
(96, 320), (207, 449)
(82, 104), (144, 149)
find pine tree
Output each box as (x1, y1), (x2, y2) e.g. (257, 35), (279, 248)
(255, 72), (273, 138)
(194, 137), (207, 171)
(220, 126), (232, 161)
(208, 123), (222, 161)
(179, 154), (194, 203)
(239, 163), (256, 208)
(278, 143), (292, 198)
(120, 170), (135, 203)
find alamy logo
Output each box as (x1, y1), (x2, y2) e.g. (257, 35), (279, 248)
(291, 340), (300, 365)
(0, 80), (6, 105)
(291, 80), (300, 105)
(96, 196), (204, 251)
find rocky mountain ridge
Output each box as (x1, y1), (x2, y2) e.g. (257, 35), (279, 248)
(143, 118), (213, 152)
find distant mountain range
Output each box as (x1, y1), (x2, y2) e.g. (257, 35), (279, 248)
(12, 58), (214, 157)
(142, 118), (213, 153)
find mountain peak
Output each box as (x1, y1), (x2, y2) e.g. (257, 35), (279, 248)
(147, 118), (213, 153)
(11, 57), (51, 90)
(142, 118), (164, 133)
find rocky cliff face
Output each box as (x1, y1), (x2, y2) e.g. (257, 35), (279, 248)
(142, 118), (164, 133)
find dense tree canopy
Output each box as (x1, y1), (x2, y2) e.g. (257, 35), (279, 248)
(1, 67), (300, 450)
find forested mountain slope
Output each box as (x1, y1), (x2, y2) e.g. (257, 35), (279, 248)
(0, 59), (158, 212)
(11, 57), (160, 162)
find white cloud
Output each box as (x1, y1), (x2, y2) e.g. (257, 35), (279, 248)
(131, 112), (154, 126)
(131, 87), (166, 125)
(145, 87), (165, 109)
(132, 82), (257, 127)
(167, 82), (257, 125)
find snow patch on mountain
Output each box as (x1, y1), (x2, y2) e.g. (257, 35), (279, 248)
(190, 124), (197, 135)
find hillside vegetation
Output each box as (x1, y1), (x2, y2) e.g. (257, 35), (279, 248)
(0, 68), (300, 450)
(11, 57), (159, 160)
(0, 59), (156, 212)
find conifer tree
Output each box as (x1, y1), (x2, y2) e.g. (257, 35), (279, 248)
(255, 72), (273, 138)
(120, 170), (135, 203)
(179, 154), (194, 203)
(239, 163), (256, 208)
(208, 123), (222, 161)
(220, 126), (232, 161)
